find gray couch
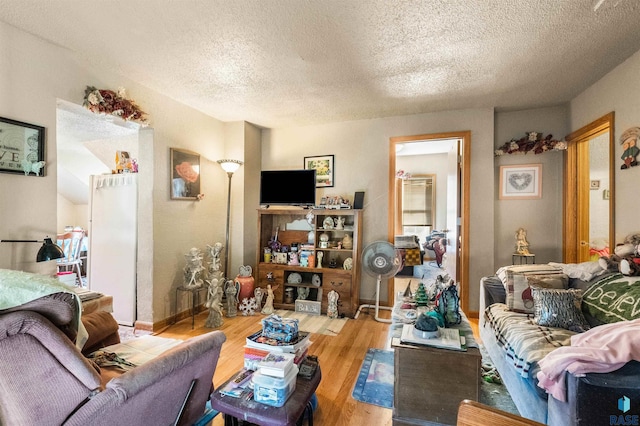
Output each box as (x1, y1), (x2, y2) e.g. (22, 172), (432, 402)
(480, 273), (640, 425)
(0, 292), (226, 425)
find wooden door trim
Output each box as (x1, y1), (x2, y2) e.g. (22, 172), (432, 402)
(388, 131), (471, 314)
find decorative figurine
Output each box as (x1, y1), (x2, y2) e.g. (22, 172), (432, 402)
(334, 216), (345, 230)
(225, 279), (240, 317)
(254, 287), (264, 310)
(329, 258), (338, 268)
(414, 282), (429, 307)
(262, 284), (275, 315)
(289, 251), (300, 266)
(204, 278), (224, 328)
(235, 265), (255, 301)
(515, 227), (531, 255)
(183, 247), (205, 288)
(342, 234), (353, 250)
(239, 297), (258, 316)
(317, 251), (323, 268)
(297, 286), (310, 300)
(327, 290), (339, 319)
(206, 242), (224, 275)
(343, 257), (353, 270)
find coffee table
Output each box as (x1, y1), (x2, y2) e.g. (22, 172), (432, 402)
(210, 366), (321, 426)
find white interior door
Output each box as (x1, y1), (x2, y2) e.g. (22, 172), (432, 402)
(443, 140), (460, 283)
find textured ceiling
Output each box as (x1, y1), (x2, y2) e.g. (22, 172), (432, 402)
(2, 1), (640, 128)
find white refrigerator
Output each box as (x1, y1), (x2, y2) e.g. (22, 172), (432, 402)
(88, 174), (138, 326)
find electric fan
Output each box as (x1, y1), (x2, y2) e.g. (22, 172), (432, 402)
(355, 241), (403, 323)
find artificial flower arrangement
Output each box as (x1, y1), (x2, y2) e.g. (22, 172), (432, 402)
(83, 86), (149, 125)
(495, 132), (567, 156)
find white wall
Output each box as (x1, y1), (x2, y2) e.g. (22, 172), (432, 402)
(396, 153), (448, 232)
(494, 105), (569, 268)
(263, 108), (495, 313)
(0, 22), (230, 325)
(570, 48), (640, 243)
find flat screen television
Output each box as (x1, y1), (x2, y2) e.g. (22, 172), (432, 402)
(260, 169), (316, 206)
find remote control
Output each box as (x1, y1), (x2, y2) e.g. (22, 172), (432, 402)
(229, 369), (254, 388)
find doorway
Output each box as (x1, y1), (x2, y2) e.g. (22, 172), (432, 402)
(388, 131), (471, 313)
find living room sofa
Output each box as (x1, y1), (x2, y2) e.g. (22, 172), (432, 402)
(479, 263), (640, 425)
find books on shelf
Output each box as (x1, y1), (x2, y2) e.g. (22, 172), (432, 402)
(399, 324), (467, 352)
(257, 352), (296, 378)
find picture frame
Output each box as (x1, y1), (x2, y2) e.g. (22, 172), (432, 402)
(304, 154), (334, 188)
(499, 164), (542, 200)
(0, 116), (46, 176)
(170, 148), (201, 200)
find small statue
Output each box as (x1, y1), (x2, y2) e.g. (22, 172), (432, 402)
(515, 227), (531, 255)
(342, 234), (353, 250)
(261, 284), (275, 315)
(317, 251), (323, 268)
(206, 243), (224, 274)
(254, 287), (264, 310)
(204, 278), (224, 328)
(334, 217), (345, 230)
(288, 252), (300, 266)
(225, 279), (240, 317)
(297, 286), (310, 300)
(183, 247), (205, 288)
(327, 290), (339, 319)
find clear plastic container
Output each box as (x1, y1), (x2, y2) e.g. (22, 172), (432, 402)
(253, 364), (299, 407)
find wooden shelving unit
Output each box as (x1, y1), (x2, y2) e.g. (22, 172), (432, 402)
(256, 208), (363, 318)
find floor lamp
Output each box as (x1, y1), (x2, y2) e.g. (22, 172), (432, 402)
(217, 159), (243, 279)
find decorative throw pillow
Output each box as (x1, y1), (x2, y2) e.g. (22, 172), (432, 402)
(503, 271), (568, 314)
(531, 287), (590, 332)
(582, 273), (640, 324)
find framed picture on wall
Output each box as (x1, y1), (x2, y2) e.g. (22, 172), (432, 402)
(170, 148), (201, 199)
(0, 116), (46, 176)
(499, 164), (542, 199)
(304, 154), (334, 187)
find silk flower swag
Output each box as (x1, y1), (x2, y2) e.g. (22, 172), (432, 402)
(495, 132), (567, 156)
(83, 86), (149, 126)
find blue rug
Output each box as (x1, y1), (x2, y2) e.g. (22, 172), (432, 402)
(352, 348), (394, 408)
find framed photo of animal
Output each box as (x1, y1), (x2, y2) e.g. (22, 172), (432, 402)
(0, 116), (46, 176)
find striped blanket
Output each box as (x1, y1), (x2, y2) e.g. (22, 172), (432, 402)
(484, 303), (575, 378)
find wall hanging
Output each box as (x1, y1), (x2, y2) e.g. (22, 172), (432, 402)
(495, 132), (566, 156)
(304, 154), (334, 187)
(620, 127), (639, 169)
(0, 116), (45, 176)
(499, 164), (542, 200)
(83, 86), (148, 125)
(170, 148), (201, 200)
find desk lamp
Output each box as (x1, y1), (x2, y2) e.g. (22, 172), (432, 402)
(0, 237), (65, 262)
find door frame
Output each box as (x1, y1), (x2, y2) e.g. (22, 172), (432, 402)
(563, 112), (615, 263)
(388, 131), (471, 313)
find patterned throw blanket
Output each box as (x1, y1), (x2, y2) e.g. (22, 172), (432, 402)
(484, 303), (576, 378)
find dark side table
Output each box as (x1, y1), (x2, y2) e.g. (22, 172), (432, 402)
(175, 285), (207, 329)
(211, 366), (321, 426)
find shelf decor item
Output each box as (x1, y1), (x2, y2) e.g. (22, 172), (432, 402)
(83, 86), (148, 125)
(494, 132), (566, 156)
(304, 154), (334, 188)
(0, 116), (46, 176)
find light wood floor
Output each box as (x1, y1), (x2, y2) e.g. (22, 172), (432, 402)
(156, 309), (480, 425)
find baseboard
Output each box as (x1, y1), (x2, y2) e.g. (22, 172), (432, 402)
(141, 303), (207, 332)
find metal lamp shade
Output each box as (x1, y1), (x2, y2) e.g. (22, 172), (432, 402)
(36, 237), (65, 262)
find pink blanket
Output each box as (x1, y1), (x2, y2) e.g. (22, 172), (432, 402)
(537, 318), (640, 402)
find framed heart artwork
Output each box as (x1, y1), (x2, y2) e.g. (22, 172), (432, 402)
(499, 164), (542, 199)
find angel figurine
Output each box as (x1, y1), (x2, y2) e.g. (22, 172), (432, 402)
(206, 242), (224, 275)
(224, 279), (240, 317)
(204, 278), (224, 328)
(183, 247), (205, 288)
(327, 290), (339, 319)
(261, 284), (275, 315)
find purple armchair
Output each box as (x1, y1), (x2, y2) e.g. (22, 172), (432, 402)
(0, 294), (226, 426)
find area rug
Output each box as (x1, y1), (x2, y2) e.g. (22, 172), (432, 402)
(478, 343), (519, 415)
(118, 325), (153, 342)
(352, 346), (519, 414)
(265, 310), (348, 336)
(352, 348), (394, 408)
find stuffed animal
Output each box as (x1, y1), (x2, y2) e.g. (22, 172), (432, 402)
(599, 232), (640, 276)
